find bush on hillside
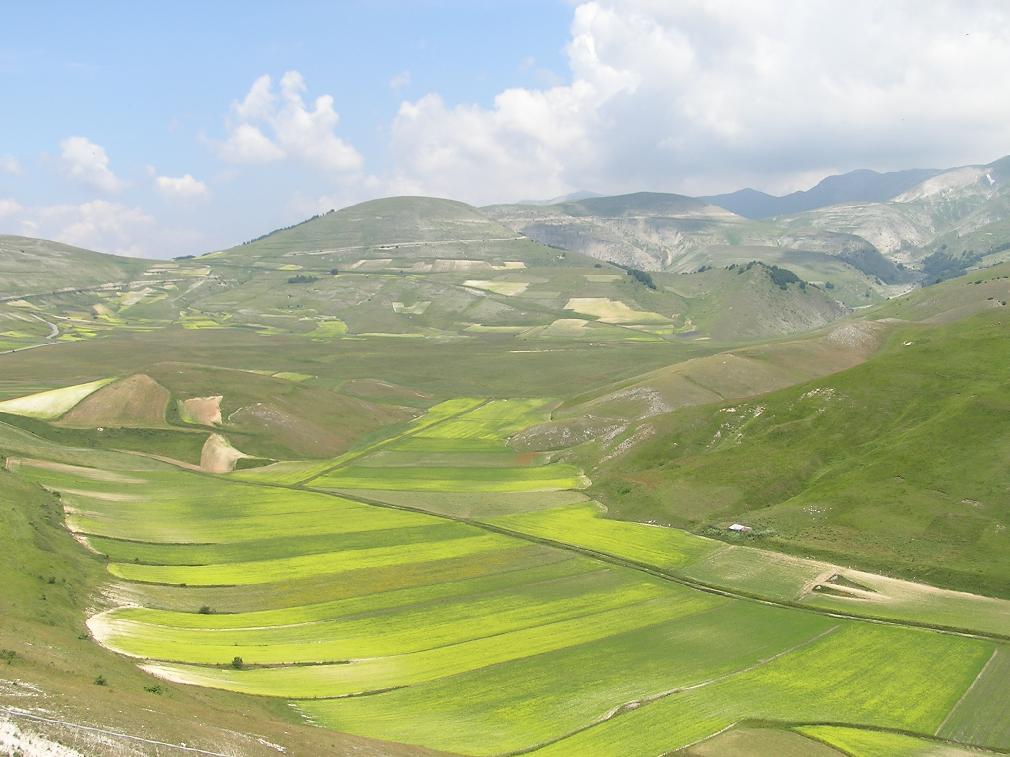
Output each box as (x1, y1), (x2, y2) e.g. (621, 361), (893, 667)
(767, 265), (802, 289)
(287, 274), (319, 284)
(626, 268), (657, 289)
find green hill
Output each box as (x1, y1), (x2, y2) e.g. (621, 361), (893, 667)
(208, 196), (534, 267)
(591, 305), (1010, 597)
(0, 235), (150, 298)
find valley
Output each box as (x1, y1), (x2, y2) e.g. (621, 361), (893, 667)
(4, 177), (1010, 756)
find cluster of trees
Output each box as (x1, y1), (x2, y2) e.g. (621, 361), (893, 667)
(612, 262), (657, 289)
(729, 260), (804, 290)
(242, 210), (335, 246)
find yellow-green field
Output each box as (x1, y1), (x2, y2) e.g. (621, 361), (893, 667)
(9, 395), (1010, 756)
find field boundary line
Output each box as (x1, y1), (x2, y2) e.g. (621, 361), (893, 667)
(503, 625), (840, 755)
(63, 448), (1010, 646)
(786, 719), (1010, 756)
(292, 486), (1010, 644)
(293, 398), (492, 486)
(934, 646), (999, 736)
(660, 720), (738, 755)
(0, 707), (233, 756)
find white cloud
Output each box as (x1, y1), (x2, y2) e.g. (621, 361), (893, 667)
(59, 136), (124, 193)
(387, 0), (1010, 202)
(0, 199), (22, 217)
(0, 156), (20, 175)
(389, 70), (411, 92)
(218, 71), (363, 173)
(155, 173), (209, 199)
(11, 200), (154, 256)
(0, 199), (206, 258)
(219, 123), (286, 163)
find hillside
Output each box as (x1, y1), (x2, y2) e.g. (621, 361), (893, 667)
(0, 235), (150, 298)
(0, 198), (855, 350)
(485, 156), (1010, 301)
(589, 297), (1010, 597)
(484, 191), (908, 306)
(207, 196), (533, 267)
(777, 155), (1010, 269)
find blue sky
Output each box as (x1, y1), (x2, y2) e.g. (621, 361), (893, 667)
(3, 1), (1010, 257)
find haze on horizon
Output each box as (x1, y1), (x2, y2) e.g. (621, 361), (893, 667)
(3, 0), (1010, 258)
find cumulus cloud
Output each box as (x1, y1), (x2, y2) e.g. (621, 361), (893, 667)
(155, 173), (209, 199)
(3, 200), (154, 256)
(220, 123), (285, 163)
(0, 156), (20, 175)
(59, 136), (124, 193)
(387, 0), (1010, 202)
(0, 199), (207, 258)
(218, 71), (363, 172)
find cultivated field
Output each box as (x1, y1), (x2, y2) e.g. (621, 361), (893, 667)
(9, 394), (1010, 756)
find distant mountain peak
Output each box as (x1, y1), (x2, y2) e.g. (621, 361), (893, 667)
(701, 167), (942, 218)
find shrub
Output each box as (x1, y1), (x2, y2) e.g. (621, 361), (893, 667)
(144, 684), (164, 695)
(0, 649), (16, 664)
(767, 265), (801, 289)
(198, 605), (213, 615)
(231, 656), (244, 669)
(287, 274), (319, 284)
(94, 674), (107, 686)
(626, 268), (657, 289)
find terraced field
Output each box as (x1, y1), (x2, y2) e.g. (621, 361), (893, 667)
(9, 396), (1010, 756)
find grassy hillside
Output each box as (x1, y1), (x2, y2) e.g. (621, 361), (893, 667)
(0, 236), (150, 298)
(591, 307), (1010, 597)
(208, 195), (527, 267)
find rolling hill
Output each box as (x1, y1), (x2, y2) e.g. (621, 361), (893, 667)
(0, 235), (151, 298)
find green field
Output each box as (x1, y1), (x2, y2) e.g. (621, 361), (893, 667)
(11, 401), (1007, 755)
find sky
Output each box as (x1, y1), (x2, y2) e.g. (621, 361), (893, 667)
(3, 0), (1010, 258)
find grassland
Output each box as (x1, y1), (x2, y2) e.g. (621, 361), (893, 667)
(5, 394), (1005, 756)
(592, 308), (1010, 597)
